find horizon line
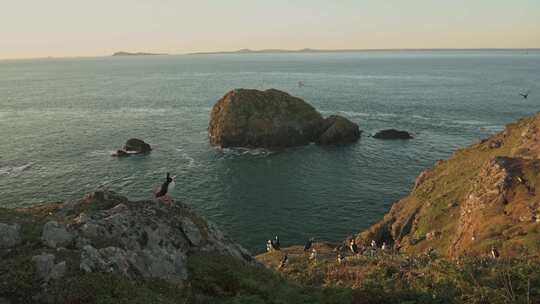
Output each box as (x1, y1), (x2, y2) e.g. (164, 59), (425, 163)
(2, 47), (540, 61)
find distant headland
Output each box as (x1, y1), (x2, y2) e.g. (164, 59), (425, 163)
(112, 51), (168, 56)
(188, 48), (539, 55)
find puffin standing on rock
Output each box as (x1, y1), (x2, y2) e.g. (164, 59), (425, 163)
(349, 238), (359, 254)
(272, 235), (281, 250)
(490, 246), (500, 259)
(155, 172), (176, 204)
(304, 237), (314, 252)
(266, 240), (274, 252)
(278, 254), (288, 270)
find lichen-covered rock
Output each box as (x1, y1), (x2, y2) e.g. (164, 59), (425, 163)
(317, 115), (361, 145)
(0, 223), (21, 248)
(13, 190), (252, 285)
(0, 190), (254, 302)
(32, 253), (55, 279)
(41, 221), (74, 248)
(31, 253), (66, 281)
(208, 89), (324, 148)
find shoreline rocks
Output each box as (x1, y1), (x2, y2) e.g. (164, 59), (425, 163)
(208, 89), (360, 148)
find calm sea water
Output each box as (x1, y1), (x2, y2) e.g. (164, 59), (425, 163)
(1, 51), (539, 252)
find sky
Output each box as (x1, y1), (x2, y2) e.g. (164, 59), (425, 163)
(1, 0), (539, 59)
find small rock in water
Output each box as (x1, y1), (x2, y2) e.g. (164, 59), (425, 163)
(373, 129), (413, 140)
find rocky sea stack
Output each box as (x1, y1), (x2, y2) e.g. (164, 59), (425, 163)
(208, 89), (360, 148)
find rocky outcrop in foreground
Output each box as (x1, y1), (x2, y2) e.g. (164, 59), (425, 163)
(355, 113), (540, 257)
(0, 190), (251, 301)
(208, 89), (360, 148)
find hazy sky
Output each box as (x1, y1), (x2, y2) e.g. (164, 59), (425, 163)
(1, 0), (539, 59)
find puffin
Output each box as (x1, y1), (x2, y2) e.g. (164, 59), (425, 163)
(304, 237), (314, 252)
(490, 246), (500, 259)
(309, 248), (317, 261)
(381, 242), (387, 251)
(272, 235), (281, 251)
(371, 240), (377, 248)
(337, 253), (345, 264)
(278, 254), (288, 270)
(349, 239), (359, 254)
(266, 240), (274, 252)
(155, 172), (176, 202)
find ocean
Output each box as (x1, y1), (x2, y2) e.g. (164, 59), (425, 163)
(1, 50), (539, 253)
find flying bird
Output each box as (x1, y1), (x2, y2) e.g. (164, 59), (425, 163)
(519, 91), (530, 99)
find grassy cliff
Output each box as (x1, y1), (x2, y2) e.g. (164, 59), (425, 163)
(354, 113), (540, 257)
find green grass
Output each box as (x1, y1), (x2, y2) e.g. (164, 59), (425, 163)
(257, 245), (540, 304)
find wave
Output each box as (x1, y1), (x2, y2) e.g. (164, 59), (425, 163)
(0, 162), (34, 177)
(216, 147), (274, 158)
(451, 119), (486, 126)
(320, 110), (398, 119)
(480, 125), (505, 133)
(176, 148), (198, 168)
(261, 71), (464, 82)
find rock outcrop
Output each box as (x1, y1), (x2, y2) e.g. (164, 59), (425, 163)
(208, 89), (360, 148)
(0, 190), (252, 295)
(112, 138), (152, 157)
(0, 223), (21, 248)
(373, 129), (413, 140)
(317, 115), (361, 145)
(124, 138), (152, 153)
(353, 113), (540, 258)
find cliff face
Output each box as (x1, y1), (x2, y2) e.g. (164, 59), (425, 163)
(355, 113), (540, 257)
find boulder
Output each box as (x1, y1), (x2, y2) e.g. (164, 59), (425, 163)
(208, 89), (324, 148)
(0, 223), (22, 248)
(123, 138), (152, 154)
(373, 129), (413, 140)
(41, 221), (74, 248)
(317, 115), (361, 145)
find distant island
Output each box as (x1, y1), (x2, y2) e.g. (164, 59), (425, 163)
(112, 51), (167, 56)
(188, 48), (539, 55)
